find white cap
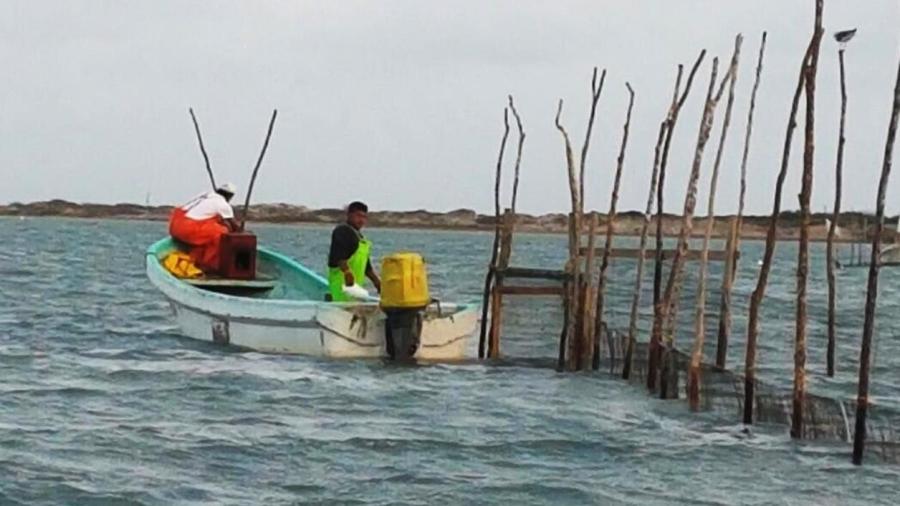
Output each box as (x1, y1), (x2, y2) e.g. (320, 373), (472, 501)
(217, 182), (237, 195)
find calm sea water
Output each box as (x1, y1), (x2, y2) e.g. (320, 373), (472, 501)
(1, 217), (898, 505)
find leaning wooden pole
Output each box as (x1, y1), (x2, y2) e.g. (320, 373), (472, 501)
(826, 46), (848, 377)
(240, 109), (278, 231)
(579, 69), (607, 369)
(716, 32), (767, 369)
(508, 96), (526, 215)
(556, 100), (583, 371)
(579, 68), (607, 217)
(593, 82), (635, 370)
(743, 39), (817, 425)
(792, 0), (824, 440)
(478, 108), (509, 359)
(188, 108), (217, 190)
(581, 214), (600, 351)
(853, 57), (900, 465)
(656, 57), (722, 399)
(624, 84), (674, 380)
(689, 35), (743, 410)
(647, 51), (706, 390)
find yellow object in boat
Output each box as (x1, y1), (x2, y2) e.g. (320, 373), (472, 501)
(163, 251), (203, 279)
(380, 252), (430, 309)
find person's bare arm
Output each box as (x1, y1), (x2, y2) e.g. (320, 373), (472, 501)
(339, 260), (354, 286)
(366, 263), (381, 293)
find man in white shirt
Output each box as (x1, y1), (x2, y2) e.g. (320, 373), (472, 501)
(168, 182), (239, 273)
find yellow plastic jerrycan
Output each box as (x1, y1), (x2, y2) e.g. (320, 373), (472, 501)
(380, 252), (430, 309)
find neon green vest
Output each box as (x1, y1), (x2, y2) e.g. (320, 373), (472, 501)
(327, 227), (372, 302)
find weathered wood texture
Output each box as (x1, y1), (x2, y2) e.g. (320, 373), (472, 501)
(717, 31), (767, 369)
(593, 83), (635, 370)
(478, 108), (509, 359)
(743, 37), (816, 425)
(793, 0), (824, 440)
(654, 56), (722, 399)
(826, 49), (847, 377)
(689, 35), (742, 410)
(648, 51), (707, 390)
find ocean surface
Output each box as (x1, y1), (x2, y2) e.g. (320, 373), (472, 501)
(1, 217), (898, 505)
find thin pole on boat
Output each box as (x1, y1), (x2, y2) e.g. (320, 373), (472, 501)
(189, 108), (217, 190)
(853, 57), (900, 466)
(240, 109), (278, 231)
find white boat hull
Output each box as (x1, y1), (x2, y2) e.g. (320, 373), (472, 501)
(165, 297), (475, 360)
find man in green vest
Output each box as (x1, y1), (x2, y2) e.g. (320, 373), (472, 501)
(327, 201), (381, 301)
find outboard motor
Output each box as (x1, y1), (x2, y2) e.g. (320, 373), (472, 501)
(380, 253), (430, 361)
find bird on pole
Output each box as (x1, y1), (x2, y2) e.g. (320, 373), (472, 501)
(834, 28), (857, 48)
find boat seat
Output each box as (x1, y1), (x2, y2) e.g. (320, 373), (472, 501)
(185, 276), (278, 297)
(185, 278), (277, 290)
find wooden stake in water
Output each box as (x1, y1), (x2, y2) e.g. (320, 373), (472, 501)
(625, 76), (675, 380)
(792, 0), (824, 440)
(478, 108), (509, 359)
(743, 31), (817, 426)
(556, 100), (582, 370)
(853, 57), (900, 466)
(656, 56), (724, 400)
(826, 45), (849, 378)
(689, 35), (742, 410)
(716, 31), (767, 369)
(647, 51), (706, 390)
(593, 82), (635, 370)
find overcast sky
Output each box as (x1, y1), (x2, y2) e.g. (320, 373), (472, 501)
(1, 1), (898, 215)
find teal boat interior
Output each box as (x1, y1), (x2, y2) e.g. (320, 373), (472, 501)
(147, 237), (330, 301)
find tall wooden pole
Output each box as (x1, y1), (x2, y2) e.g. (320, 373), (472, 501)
(689, 35), (743, 410)
(240, 109), (278, 231)
(853, 58), (900, 466)
(647, 51), (706, 390)
(593, 83), (635, 370)
(826, 47), (848, 377)
(556, 100), (583, 370)
(581, 214), (600, 353)
(743, 35), (817, 426)
(579, 68), (607, 369)
(478, 108), (509, 359)
(717, 32), (767, 369)
(624, 79), (675, 380)
(792, 0), (824, 440)
(655, 56), (725, 399)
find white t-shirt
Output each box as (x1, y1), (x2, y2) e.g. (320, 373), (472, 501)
(181, 191), (234, 221)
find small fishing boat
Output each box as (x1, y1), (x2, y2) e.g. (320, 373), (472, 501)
(146, 238), (478, 360)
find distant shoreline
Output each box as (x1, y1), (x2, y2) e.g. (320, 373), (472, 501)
(1, 199), (892, 243)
